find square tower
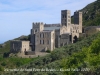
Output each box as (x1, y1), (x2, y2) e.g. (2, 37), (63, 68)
(30, 22), (44, 51)
(32, 22), (44, 34)
(74, 11), (82, 25)
(74, 11), (82, 33)
(61, 10), (71, 27)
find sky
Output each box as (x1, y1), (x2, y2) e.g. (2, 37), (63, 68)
(0, 0), (96, 44)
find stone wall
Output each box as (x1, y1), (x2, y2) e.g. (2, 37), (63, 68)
(21, 41), (30, 52)
(55, 29), (60, 48)
(10, 40), (22, 53)
(35, 30), (55, 52)
(10, 40), (30, 53)
(58, 33), (71, 47)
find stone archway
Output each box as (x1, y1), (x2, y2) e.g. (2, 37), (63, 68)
(73, 35), (77, 43)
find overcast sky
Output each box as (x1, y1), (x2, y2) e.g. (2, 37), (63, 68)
(0, 0), (96, 43)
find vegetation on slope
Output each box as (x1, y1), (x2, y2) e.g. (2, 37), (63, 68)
(0, 41), (10, 57)
(2, 32), (100, 75)
(0, 35), (30, 57)
(72, 0), (100, 26)
(61, 36), (100, 75)
(81, 0), (100, 26)
(0, 57), (37, 72)
(0, 35), (33, 74)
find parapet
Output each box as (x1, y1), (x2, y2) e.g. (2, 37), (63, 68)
(11, 40), (29, 43)
(11, 40), (21, 42)
(61, 10), (70, 12)
(33, 22), (43, 25)
(74, 11), (82, 14)
(32, 22), (44, 28)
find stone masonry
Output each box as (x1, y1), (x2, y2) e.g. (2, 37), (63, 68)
(10, 9), (83, 55)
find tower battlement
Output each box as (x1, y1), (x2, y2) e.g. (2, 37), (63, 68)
(61, 10), (70, 13)
(32, 22), (44, 28)
(33, 22), (43, 27)
(74, 11), (82, 14)
(33, 22), (43, 25)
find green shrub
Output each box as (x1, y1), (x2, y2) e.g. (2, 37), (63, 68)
(46, 50), (51, 53)
(1, 62), (7, 66)
(0, 66), (4, 71)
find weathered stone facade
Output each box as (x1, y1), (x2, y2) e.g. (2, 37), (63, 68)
(10, 9), (83, 55)
(30, 10), (82, 52)
(79, 26), (100, 39)
(35, 30), (55, 52)
(10, 40), (30, 53)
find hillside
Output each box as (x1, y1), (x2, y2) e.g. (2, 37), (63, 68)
(2, 32), (100, 75)
(0, 35), (30, 56)
(71, 0), (100, 26)
(81, 0), (100, 26)
(0, 35), (35, 74)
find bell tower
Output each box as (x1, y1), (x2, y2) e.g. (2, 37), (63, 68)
(61, 10), (71, 27)
(61, 10), (71, 33)
(74, 11), (82, 33)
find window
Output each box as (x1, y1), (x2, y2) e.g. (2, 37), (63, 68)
(40, 34), (41, 38)
(35, 29), (37, 32)
(65, 19), (66, 22)
(43, 34), (44, 38)
(40, 40), (41, 44)
(68, 16), (70, 18)
(43, 40), (44, 44)
(41, 33), (44, 38)
(68, 19), (70, 22)
(13, 44), (14, 49)
(65, 15), (66, 18)
(62, 15), (64, 18)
